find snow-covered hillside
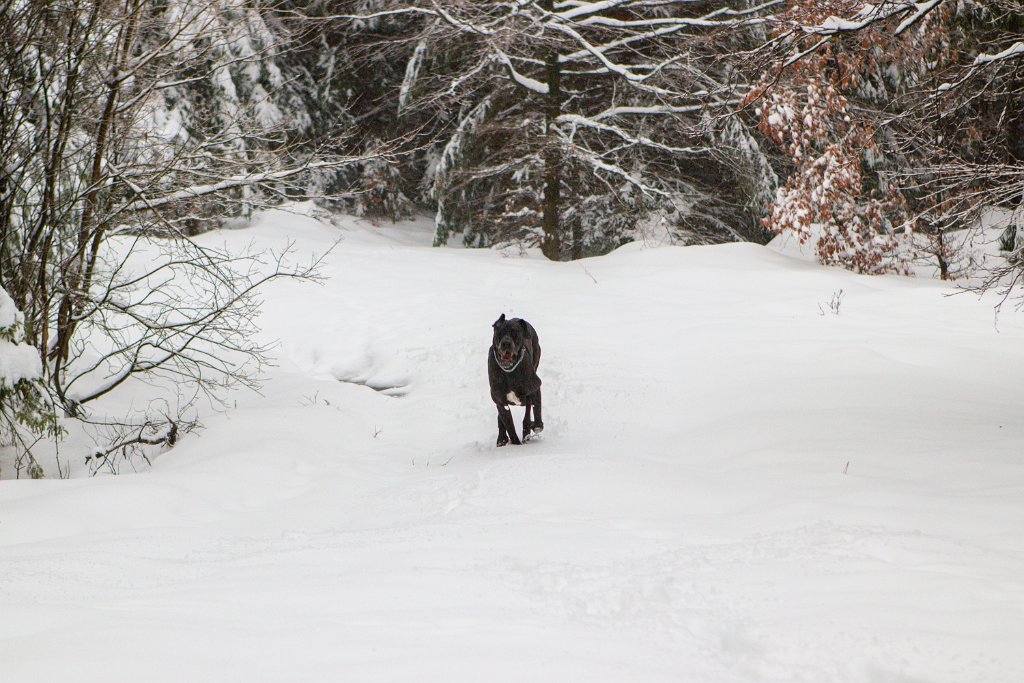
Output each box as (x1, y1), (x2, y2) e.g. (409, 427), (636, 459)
(3, 209), (1024, 682)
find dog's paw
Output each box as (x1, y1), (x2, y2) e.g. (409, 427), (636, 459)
(496, 437), (509, 448)
(532, 423), (544, 434)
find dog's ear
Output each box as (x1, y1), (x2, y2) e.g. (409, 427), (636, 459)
(518, 319), (530, 336)
(492, 313), (506, 328)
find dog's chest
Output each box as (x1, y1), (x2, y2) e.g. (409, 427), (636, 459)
(489, 345), (539, 404)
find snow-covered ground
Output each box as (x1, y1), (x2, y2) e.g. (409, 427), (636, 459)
(3, 208), (1024, 682)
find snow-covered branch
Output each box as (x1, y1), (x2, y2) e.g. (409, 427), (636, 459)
(590, 104), (708, 119)
(795, 1), (944, 37)
(494, 50), (550, 94)
(115, 156), (374, 214)
(973, 41), (1024, 67)
(558, 114), (708, 154)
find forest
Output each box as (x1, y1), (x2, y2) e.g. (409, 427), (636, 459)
(3, 3), (1024, 681)
(2, 1), (1023, 468)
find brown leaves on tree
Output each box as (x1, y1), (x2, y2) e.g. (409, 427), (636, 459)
(746, 0), (922, 274)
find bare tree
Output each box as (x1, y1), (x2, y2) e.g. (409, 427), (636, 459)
(0, 0), (385, 474)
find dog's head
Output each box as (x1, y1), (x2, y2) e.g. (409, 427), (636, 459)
(492, 313), (527, 371)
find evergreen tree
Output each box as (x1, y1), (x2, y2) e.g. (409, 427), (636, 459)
(337, 0), (779, 259)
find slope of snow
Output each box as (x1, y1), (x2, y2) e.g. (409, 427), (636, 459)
(3, 208), (1024, 682)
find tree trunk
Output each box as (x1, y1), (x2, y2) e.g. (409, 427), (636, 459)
(540, 1), (562, 261)
(53, 5), (135, 409)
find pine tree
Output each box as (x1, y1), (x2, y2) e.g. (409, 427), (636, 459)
(339, 0), (778, 259)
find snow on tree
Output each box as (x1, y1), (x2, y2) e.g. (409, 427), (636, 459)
(898, 1), (1024, 287)
(267, 0), (422, 222)
(0, 287), (57, 479)
(0, 0), (382, 473)
(337, 0), (779, 259)
(749, 0), (1024, 280)
(745, 0), (928, 274)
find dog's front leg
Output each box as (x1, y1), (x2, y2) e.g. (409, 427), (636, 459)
(522, 403), (533, 441)
(531, 389), (544, 435)
(497, 405), (521, 446)
(496, 411), (509, 447)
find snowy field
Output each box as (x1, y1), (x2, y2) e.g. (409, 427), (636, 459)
(3, 208), (1024, 682)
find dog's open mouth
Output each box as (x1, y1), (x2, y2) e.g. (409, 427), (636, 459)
(495, 349), (520, 371)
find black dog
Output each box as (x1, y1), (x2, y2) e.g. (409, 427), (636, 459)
(488, 314), (543, 447)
